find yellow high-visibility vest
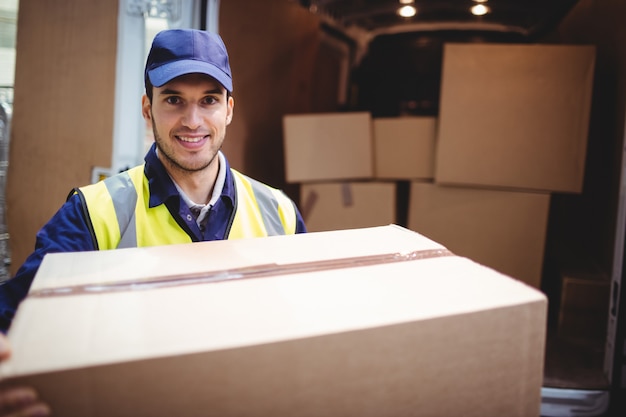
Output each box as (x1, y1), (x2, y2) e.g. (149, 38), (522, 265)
(76, 165), (297, 250)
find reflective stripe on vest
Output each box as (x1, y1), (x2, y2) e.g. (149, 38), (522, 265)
(78, 164), (297, 250)
(106, 169), (138, 248)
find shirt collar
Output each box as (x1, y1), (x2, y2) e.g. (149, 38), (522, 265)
(144, 143), (235, 209)
(172, 151), (227, 207)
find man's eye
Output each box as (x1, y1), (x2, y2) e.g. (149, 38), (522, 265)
(203, 96), (217, 105)
(165, 96), (181, 105)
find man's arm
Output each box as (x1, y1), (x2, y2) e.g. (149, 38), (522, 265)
(294, 204), (307, 234)
(0, 193), (96, 333)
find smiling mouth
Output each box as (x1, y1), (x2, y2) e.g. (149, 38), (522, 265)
(177, 136), (207, 143)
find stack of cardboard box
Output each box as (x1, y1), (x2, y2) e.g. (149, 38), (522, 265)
(283, 43), (596, 289)
(283, 111), (397, 234)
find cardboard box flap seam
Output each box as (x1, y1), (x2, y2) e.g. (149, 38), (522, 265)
(28, 248), (456, 298)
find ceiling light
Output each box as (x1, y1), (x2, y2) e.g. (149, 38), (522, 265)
(399, 0), (415, 4)
(473, 0), (488, 3)
(471, 4), (490, 16)
(398, 5), (417, 18)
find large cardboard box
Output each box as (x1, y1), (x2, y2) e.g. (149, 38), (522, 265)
(373, 116), (436, 179)
(300, 181), (396, 232)
(435, 43), (595, 193)
(407, 182), (550, 288)
(283, 112), (374, 182)
(0, 226), (547, 417)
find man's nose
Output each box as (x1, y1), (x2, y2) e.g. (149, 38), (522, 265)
(182, 105), (202, 129)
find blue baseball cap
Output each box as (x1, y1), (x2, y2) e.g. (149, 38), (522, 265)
(145, 29), (233, 93)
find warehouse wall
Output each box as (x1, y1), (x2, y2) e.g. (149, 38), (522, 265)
(7, 0), (118, 274)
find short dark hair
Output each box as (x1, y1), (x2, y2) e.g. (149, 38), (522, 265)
(145, 76), (155, 102)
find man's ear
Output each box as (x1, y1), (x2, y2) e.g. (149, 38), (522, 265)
(142, 95), (152, 122)
(226, 95), (234, 125)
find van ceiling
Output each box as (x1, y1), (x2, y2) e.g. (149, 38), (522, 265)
(295, 0), (581, 40)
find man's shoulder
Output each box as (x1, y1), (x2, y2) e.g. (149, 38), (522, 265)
(76, 164), (145, 200)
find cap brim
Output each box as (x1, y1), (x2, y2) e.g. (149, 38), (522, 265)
(148, 60), (233, 92)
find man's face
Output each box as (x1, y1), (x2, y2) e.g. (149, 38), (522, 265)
(142, 73), (234, 175)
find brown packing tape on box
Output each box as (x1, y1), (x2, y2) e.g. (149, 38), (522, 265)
(300, 188), (318, 222)
(29, 248), (455, 298)
(340, 182), (353, 206)
(300, 183), (354, 223)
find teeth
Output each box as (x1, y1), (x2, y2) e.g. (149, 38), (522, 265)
(178, 136), (203, 143)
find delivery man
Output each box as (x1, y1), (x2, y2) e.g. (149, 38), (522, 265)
(0, 29), (306, 416)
